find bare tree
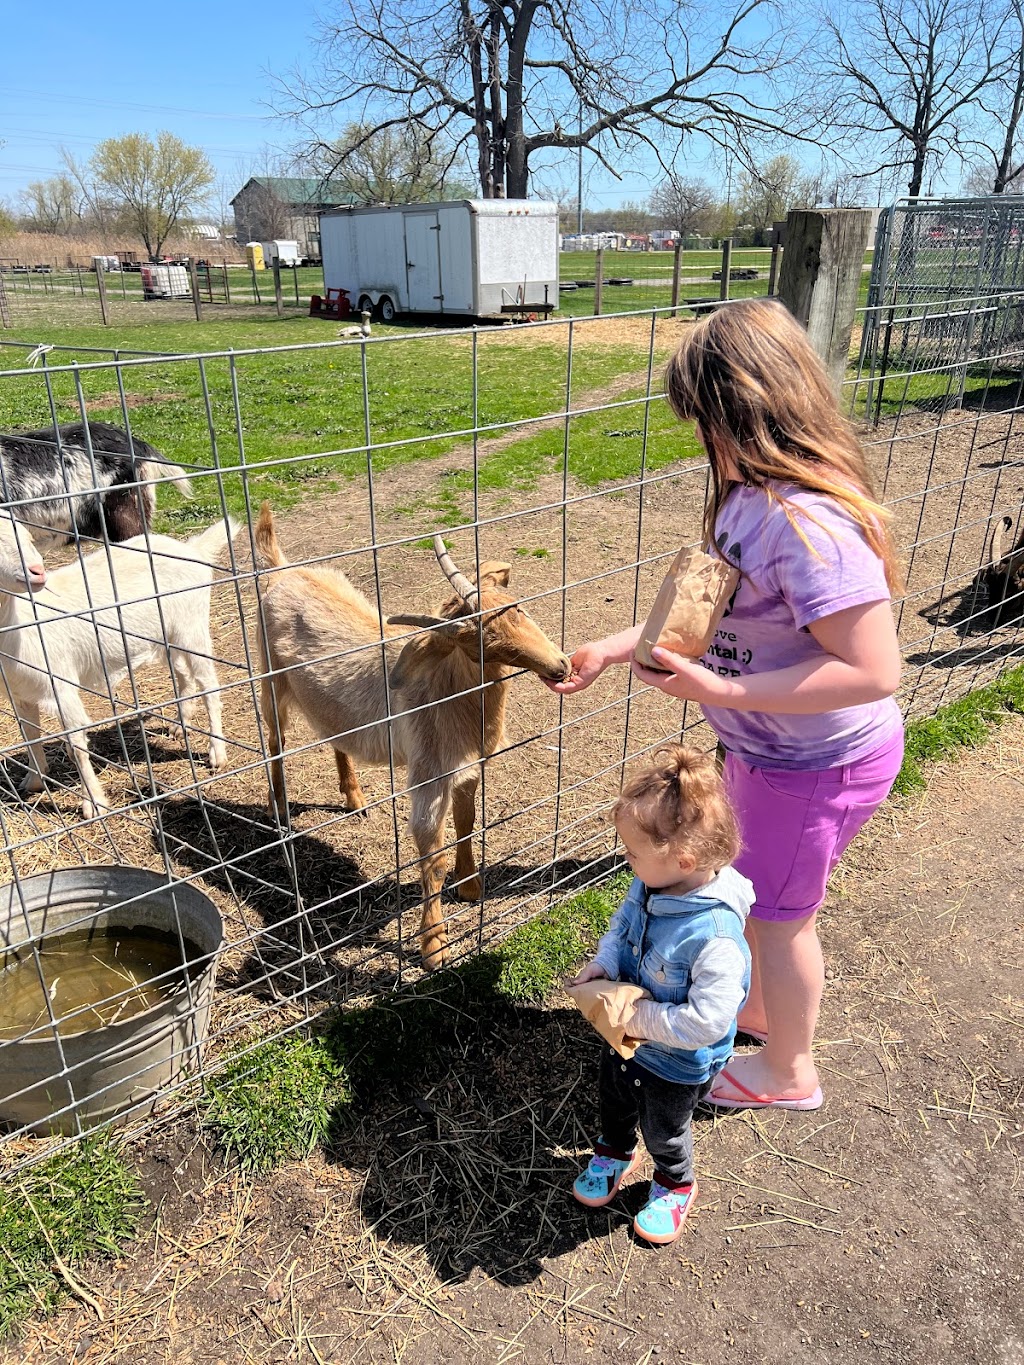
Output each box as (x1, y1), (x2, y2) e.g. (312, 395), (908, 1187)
(649, 174), (716, 237)
(315, 123), (474, 202)
(281, 0), (808, 199)
(821, 0), (1012, 199)
(970, 0), (1024, 193)
(737, 154), (807, 240)
(19, 175), (84, 235)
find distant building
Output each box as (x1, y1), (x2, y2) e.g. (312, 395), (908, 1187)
(230, 178), (360, 259)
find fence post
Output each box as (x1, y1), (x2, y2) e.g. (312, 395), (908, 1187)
(767, 243), (783, 296)
(223, 262), (231, 304)
(671, 242), (682, 317)
(292, 265), (300, 307)
(93, 259), (110, 326)
(272, 259), (284, 317)
(76, 264), (84, 296)
(0, 274), (10, 328)
(594, 247), (604, 316)
(777, 209), (873, 391)
(188, 258), (203, 321)
(719, 240), (732, 300)
(250, 264), (261, 304)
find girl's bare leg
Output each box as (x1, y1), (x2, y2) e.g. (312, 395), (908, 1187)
(717, 912), (823, 1099)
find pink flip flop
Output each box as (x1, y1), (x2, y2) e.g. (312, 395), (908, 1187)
(707, 1066), (823, 1112)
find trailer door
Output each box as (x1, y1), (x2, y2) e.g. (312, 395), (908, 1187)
(405, 212), (442, 311)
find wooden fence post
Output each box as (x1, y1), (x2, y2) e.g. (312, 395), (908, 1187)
(719, 240), (733, 301)
(671, 242), (682, 317)
(767, 243), (783, 297)
(777, 209), (873, 391)
(93, 259), (110, 326)
(594, 248), (604, 316)
(188, 258), (203, 321)
(272, 259), (284, 317)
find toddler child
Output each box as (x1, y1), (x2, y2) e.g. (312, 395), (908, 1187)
(570, 744), (752, 1244)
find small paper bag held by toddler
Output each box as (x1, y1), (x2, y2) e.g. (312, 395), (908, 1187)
(565, 979), (652, 1059)
(633, 545), (740, 670)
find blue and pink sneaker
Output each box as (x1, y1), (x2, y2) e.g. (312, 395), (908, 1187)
(633, 1179), (698, 1244)
(572, 1146), (643, 1208)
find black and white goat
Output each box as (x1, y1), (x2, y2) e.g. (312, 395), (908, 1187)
(0, 421), (193, 549)
(973, 514), (1024, 630)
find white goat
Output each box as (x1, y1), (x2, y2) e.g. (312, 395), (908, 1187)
(0, 512), (237, 819)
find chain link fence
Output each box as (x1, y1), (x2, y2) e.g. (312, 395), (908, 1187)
(0, 266), (1020, 1166)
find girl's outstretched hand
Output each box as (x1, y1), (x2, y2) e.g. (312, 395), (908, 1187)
(568, 961), (609, 987)
(545, 640), (607, 695)
(630, 647), (730, 703)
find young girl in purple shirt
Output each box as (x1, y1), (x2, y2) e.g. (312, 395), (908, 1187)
(551, 298), (904, 1111)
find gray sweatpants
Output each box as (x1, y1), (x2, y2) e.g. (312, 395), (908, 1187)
(598, 1047), (713, 1188)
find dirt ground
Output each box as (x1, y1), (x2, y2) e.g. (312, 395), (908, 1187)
(3, 713), (1022, 1365)
(0, 344), (1022, 1361)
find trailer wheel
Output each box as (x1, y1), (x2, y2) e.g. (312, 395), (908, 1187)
(357, 294), (373, 316)
(377, 295), (396, 323)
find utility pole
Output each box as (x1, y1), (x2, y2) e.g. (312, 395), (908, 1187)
(577, 97), (584, 234)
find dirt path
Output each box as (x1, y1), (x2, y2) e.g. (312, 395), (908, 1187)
(6, 715), (1022, 1365)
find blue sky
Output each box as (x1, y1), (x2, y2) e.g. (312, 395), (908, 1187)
(0, 0), (315, 208)
(6, 1), (907, 217)
(0, 0), (747, 215)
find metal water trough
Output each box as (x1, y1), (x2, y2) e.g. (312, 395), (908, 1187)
(0, 866), (223, 1136)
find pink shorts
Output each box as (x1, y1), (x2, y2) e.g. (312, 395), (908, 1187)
(723, 729), (904, 923)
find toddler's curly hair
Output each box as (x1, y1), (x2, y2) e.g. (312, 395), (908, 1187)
(611, 744), (740, 870)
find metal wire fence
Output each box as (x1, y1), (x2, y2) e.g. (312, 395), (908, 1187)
(0, 276), (1021, 1169)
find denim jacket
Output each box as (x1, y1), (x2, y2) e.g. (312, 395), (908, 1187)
(592, 866), (753, 1085)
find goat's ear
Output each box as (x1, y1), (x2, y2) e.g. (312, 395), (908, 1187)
(475, 560), (512, 588)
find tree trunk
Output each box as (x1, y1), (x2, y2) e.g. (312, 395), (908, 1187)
(907, 146), (927, 199)
(487, 11), (504, 197)
(503, 1), (539, 198)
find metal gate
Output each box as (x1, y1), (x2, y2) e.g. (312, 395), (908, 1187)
(858, 196), (1024, 420)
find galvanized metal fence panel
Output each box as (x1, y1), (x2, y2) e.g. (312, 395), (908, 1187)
(0, 278), (1019, 1169)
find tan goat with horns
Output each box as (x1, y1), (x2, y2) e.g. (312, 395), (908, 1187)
(253, 503), (572, 968)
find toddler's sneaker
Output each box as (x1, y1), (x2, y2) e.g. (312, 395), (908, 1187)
(572, 1147), (642, 1208)
(633, 1178), (698, 1244)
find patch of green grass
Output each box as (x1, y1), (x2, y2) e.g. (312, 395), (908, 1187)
(201, 869), (627, 1170)
(201, 1034), (349, 1174)
(0, 322), (657, 534)
(0, 1138), (144, 1339)
(894, 663), (1024, 795)
(491, 873), (630, 1003)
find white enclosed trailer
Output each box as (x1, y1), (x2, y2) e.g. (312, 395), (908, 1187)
(318, 200), (559, 321)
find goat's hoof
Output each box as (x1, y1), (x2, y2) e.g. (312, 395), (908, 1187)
(18, 776), (44, 798)
(208, 744), (228, 773)
(81, 799), (111, 822)
(420, 935), (451, 971)
(344, 798), (370, 818)
(454, 874), (482, 902)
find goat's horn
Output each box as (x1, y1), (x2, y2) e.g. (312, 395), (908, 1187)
(387, 614), (446, 629)
(433, 536), (478, 602)
(990, 515), (1011, 565)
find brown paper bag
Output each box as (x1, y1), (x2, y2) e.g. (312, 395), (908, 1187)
(633, 546), (740, 670)
(565, 979), (652, 1059)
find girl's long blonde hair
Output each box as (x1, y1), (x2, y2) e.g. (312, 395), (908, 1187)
(665, 298), (901, 592)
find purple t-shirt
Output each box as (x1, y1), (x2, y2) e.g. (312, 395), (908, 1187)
(698, 482), (902, 770)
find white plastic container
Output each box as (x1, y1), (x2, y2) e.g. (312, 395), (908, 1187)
(140, 263), (190, 299)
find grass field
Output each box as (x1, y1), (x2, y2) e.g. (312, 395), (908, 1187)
(0, 313), (697, 531)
